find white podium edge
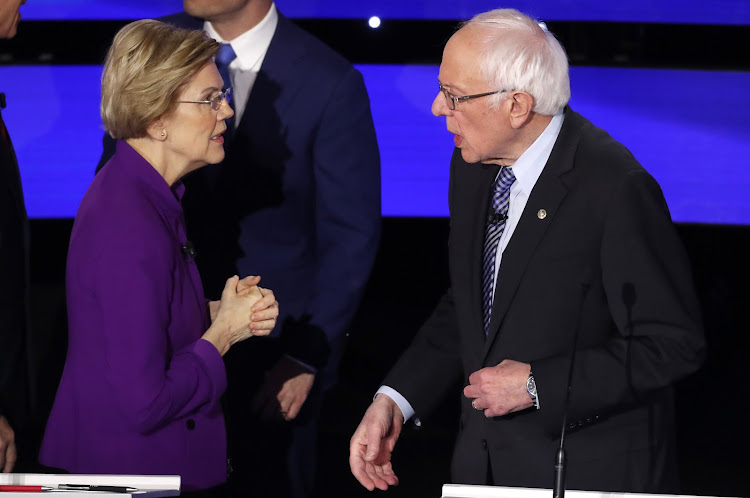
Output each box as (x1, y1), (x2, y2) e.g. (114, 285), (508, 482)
(0, 473), (180, 496)
(441, 484), (741, 498)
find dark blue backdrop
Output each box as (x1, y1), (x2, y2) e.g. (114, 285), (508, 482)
(2, 64), (749, 223)
(20, 0), (750, 24)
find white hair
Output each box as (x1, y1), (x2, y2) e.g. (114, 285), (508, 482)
(463, 8), (570, 115)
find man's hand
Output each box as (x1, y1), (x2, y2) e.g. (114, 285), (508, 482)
(251, 356), (315, 422)
(464, 359), (533, 417)
(349, 394), (403, 491)
(0, 415), (17, 473)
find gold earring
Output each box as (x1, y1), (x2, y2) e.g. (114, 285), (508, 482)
(161, 130), (166, 137)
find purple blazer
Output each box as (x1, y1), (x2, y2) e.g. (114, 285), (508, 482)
(40, 141), (227, 491)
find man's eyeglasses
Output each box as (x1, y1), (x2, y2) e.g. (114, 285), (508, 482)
(439, 83), (510, 110)
(178, 87), (233, 111)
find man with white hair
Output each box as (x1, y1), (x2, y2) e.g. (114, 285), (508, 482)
(350, 8), (704, 493)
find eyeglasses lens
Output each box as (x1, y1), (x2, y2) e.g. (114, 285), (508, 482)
(440, 85), (455, 110)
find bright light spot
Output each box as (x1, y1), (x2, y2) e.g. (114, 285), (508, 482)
(368, 16), (381, 28)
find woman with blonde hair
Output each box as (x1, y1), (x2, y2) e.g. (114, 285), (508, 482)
(40, 20), (279, 496)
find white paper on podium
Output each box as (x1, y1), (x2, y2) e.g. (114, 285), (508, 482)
(0, 473), (180, 497)
(441, 484), (740, 498)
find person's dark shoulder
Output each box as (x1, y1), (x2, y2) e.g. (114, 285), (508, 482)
(157, 11), (204, 30)
(554, 109), (667, 219)
(277, 14), (359, 78)
(568, 110), (645, 180)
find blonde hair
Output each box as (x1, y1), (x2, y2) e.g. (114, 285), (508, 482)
(101, 19), (220, 139)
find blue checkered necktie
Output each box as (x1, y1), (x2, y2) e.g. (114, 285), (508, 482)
(482, 167), (516, 335)
(215, 43), (237, 132)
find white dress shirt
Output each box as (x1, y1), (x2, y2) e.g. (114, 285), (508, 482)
(203, 3), (278, 127)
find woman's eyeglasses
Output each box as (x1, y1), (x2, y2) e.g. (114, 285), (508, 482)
(178, 87), (233, 111)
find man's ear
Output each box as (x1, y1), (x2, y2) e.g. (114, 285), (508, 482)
(508, 91), (535, 129)
(147, 119), (167, 141)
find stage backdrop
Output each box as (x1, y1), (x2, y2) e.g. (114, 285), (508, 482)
(20, 0), (750, 24)
(1, 64), (749, 223)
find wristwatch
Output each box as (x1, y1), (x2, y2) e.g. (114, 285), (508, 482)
(526, 372), (539, 409)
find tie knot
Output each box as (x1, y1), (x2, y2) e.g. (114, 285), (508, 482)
(494, 167), (516, 193)
(216, 43), (237, 67)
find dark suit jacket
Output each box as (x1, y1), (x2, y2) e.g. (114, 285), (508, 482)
(0, 98), (32, 461)
(98, 12), (381, 384)
(385, 109), (705, 493)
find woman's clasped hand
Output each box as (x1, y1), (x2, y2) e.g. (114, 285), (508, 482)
(205, 275), (279, 356)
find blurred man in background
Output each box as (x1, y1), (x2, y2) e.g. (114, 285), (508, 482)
(0, 0), (33, 474)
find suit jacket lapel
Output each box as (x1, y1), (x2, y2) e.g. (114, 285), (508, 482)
(482, 109), (583, 358)
(236, 13), (306, 136)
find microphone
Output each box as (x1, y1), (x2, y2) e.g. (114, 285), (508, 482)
(553, 277), (591, 498)
(181, 241), (197, 262)
(487, 211), (507, 225)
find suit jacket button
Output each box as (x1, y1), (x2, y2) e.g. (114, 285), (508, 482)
(186, 419), (196, 430)
(481, 439), (488, 450)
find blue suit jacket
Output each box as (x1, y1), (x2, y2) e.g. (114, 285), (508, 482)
(99, 12), (381, 382)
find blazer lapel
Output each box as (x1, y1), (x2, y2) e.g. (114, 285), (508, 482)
(482, 109), (583, 358)
(209, 13), (309, 209)
(235, 13), (306, 136)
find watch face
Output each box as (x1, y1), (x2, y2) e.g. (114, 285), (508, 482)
(527, 375), (537, 397)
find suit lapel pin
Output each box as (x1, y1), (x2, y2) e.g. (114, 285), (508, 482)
(537, 209), (547, 220)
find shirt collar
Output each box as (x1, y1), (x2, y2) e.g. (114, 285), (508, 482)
(509, 111), (565, 195)
(203, 3), (278, 71)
